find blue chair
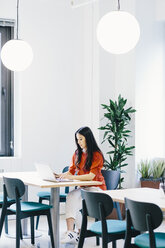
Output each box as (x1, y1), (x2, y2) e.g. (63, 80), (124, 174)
(78, 189), (139, 248)
(0, 177), (55, 248)
(36, 166), (69, 229)
(124, 197), (165, 248)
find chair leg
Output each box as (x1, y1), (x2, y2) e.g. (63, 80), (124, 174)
(16, 213), (20, 248)
(96, 236), (100, 246)
(36, 197), (42, 229)
(101, 224), (108, 248)
(0, 207), (7, 236)
(47, 211), (55, 248)
(30, 216), (35, 245)
(101, 235), (108, 248)
(4, 215), (8, 234)
(94, 218), (100, 246)
(112, 240), (117, 248)
(78, 233), (85, 248)
(20, 220), (23, 240)
(78, 218), (87, 248)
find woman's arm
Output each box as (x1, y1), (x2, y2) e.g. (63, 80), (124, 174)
(60, 172), (95, 181)
(57, 171), (73, 177)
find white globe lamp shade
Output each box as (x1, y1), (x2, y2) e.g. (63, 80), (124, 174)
(1, 39), (33, 71)
(97, 11), (140, 54)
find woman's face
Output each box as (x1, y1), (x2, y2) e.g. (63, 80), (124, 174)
(76, 133), (87, 151)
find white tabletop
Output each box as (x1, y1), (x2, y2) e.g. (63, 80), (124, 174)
(104, 187), (165, 211)
(0, 171), (102, 188)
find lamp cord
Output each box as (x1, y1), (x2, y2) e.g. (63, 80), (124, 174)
(16, 0), (19, 39)
(117, 0), (120, 11)
(91, 1), (94, 126)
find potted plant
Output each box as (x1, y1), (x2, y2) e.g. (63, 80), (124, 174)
(99, 95), (136, 220)
(138, 159), (165, 189)
(99, 95), (136, 188)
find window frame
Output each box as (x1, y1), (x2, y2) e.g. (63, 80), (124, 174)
(0, 19), (15, 156)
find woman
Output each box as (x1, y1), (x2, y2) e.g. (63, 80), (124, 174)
(60, 126), (106, 244)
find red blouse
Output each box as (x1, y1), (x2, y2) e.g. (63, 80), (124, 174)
(69, 151), (106, 190)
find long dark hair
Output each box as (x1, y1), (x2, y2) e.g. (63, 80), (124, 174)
(75, 126), (103, 171)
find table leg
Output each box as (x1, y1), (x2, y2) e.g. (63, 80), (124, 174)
(50, 187), (60, 248)
(22, 185), (28, 235)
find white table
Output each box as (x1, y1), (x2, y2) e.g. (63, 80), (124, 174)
(104, 187), (165, 211)
(0, 171), (102, 247)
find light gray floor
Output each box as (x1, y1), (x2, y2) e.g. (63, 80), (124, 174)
(0, 214), (164, 248)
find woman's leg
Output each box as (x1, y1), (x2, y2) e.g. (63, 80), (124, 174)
(74, 187), (103, 231)
(62, 186), (103, 243)
(66, 218), (75, 232)
(61, 188), (82, 244)
(65, 187), (82, 231)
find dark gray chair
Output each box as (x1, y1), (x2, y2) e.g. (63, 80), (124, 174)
(124, 197), (165, 248)
(0, 177), (55, 248)
(78, 189), (138, 248)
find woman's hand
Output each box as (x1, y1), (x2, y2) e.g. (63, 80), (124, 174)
(53, 173), (60, 178)
(59, 171), (73, 179)
(60, 174), (74, 180)
(60, 172), (95, 181)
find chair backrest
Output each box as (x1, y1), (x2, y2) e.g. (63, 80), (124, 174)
(81, 189), (114, 220)
(62, 166), (69, 173)
(101, 170), (120, 190)
(3, 177), (25, 200)
(62, 166), (69, 193)
(125, 197), (163, 232)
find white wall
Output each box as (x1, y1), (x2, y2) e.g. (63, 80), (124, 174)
(156, 0), (165, 21)
(135, 0), (165, 173)
(21, 1), (82, 171)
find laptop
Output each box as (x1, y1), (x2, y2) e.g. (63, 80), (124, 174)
(35, 163), (73, 182)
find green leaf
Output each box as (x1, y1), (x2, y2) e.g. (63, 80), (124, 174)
(108, 140), (115, 148)
(107, 150), (114, 154)
(103, 131), (108, 139)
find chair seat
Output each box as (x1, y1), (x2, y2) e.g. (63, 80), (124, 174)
(0, 194), (15, 204)
(135, 232), (165, 248)
(9, 202), (52, 212)
(59, 193), (67, 202)
(37, 191), (50, 198)
(90, 220), (126, 235)
(60, 193), (67, 198)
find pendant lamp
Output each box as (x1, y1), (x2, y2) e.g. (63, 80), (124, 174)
(97, 0), (140, 54)
(1, 0), (33, 71)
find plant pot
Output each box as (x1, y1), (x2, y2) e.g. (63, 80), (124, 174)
(140, 177), (162, 189)
(101, 170), (120, 190)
